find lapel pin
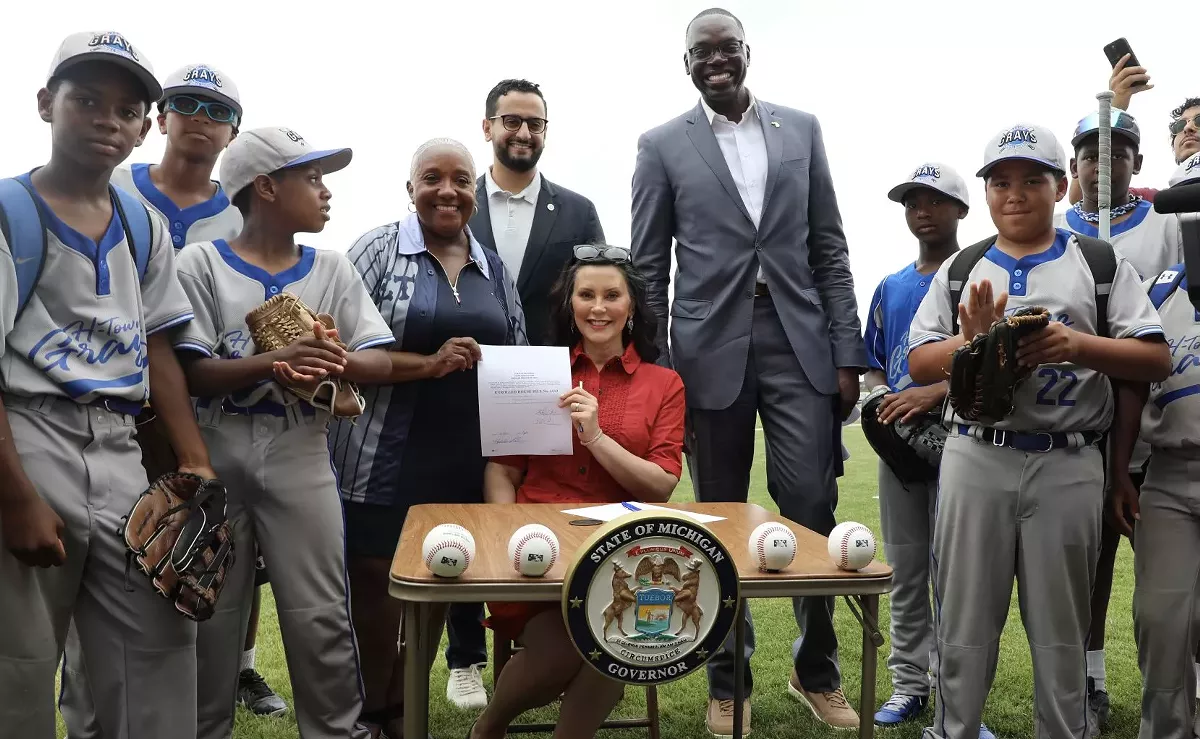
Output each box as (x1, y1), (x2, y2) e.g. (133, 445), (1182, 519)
(770, 121), (780, 128)
(547, 203), (555, 211)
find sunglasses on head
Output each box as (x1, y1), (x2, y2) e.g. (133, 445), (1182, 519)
(573, 244), (630, 262)
(166, 95), (239, 125)
(1170, 113), (1200, 136)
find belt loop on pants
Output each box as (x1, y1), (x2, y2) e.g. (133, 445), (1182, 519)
(958, 424), (1101, 452)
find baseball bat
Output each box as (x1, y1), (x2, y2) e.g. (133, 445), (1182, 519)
(1097, 91), (1114, 242)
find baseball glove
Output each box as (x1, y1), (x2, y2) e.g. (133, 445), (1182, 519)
(120, 473), (234, 621)
(860, 386), (947, 483)
(245, 291), (366, 419)
(948, 306), (1051, 423)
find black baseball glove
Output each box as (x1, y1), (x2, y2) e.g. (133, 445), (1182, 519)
(860, 386), (947, 483)
(949, 306), (1051, 424)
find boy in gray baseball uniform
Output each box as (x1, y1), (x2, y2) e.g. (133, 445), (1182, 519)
(1055, 107), (1184, 734)
(908, 123), (1171, 739)
(110, 63), (243, 248)
(0, 31), (217, 739)
(865, 163), (985, 730)
(173, 126), (394, 739)
(1110, 157), (1200, 739)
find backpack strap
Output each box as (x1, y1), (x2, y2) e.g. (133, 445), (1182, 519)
(947, 236), (996, 335)
(1072, 234), (1118, 339)
(1147, 266), (1186, 310)
(0, 177), (49, 320)
(111, 185), (151, 282)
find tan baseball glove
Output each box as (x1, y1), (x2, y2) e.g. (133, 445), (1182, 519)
(245, 291), (366, 419)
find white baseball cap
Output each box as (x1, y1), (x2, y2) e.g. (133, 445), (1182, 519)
(161, 64), (241, 119)
(47, 31), (161, 104)
(976, 122), (1067, 178)
(887, 162), (969, 210)
(1169, 152), (1200, 187)
(220, 127), (352, 200)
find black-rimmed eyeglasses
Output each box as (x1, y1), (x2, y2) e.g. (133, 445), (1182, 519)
(688, 40), (745, 62)
(574, 245), (630, 262)
(489, 114), (548, 135)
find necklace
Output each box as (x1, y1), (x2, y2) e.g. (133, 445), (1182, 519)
(1071, 193), (1142, 224)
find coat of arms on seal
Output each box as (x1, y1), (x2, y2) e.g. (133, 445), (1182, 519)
(563, 510), (739, 686)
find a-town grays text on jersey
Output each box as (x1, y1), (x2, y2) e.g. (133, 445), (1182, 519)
(865, 263), (938, 391)
(172, 239), (393, 409)
(908, 229), (1164, 433)
(0, 174), (193, 404)
(1141, 265), (1200, 451)
(111, 164), (243, 248)
(1054, 200), (1182, 280)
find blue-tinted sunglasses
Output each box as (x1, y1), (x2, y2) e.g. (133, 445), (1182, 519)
(1073, 109), (1140, 147)
(166, 95), (239, 126)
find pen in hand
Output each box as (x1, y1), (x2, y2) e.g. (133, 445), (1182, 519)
(576, 381), (584, 433)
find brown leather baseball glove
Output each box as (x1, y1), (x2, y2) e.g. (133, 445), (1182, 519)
(245, 291), (366, 419)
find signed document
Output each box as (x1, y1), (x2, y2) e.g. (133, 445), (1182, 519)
(478, 345), (574, 456)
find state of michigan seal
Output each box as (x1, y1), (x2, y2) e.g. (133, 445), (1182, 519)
(562, 510), (739, 685)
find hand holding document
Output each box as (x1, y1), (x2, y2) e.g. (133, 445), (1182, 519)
(477, 345), (574, 456)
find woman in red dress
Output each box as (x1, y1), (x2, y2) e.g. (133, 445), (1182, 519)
(469, 245), (686, 739)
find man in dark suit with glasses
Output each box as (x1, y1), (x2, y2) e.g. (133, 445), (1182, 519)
(447, 78), (606, 712)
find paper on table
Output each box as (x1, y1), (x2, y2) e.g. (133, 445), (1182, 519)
(477, 345), (574, 456)
(560, 502), (727, 524)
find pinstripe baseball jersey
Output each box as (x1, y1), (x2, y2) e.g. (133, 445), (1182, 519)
(909, 229), (1164, 432)
(865, 262), (937, 391)
(1141, 265), (1200, 451)
(1053, 200), (1182, 280)
(111, 164), (242, 248)
(0, 172), (193, 403)
(172, 239), (393, 411)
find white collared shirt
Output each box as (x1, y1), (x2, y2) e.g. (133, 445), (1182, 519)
(485, 169), (542, 277)
(701, 93), (768, 282)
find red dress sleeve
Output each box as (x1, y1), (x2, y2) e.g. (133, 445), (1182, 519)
(644, 371), (686, 478)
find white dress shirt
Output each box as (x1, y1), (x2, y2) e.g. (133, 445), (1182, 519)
(484, 168), (542, 278)
(701, 93), (768, 283)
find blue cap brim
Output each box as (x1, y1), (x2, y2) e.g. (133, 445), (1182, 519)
(976, 156), (1064, 178)
(279, 148), (353, 177)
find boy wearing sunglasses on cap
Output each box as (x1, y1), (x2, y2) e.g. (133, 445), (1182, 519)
(0, 30), (217, 737)
(1052, 107), (1185, 737)
(171, 126), (394, 739)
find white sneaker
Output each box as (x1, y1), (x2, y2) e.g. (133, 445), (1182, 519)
(446, 665), (488, 710)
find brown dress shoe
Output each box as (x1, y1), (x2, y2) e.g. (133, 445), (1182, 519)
(706, 697), (752, 737)
(789, 669), (860, 729)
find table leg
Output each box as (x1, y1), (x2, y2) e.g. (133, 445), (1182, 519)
(403, 601), (430, 739)
(858, 594), (880, 739)
(732, 598), (746, 739)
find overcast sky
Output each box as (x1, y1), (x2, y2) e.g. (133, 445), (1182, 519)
(5, 1), (1186, 325)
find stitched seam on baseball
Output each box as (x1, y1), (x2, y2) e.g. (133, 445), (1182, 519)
(427, 542), (470, 570)
(842, 525), (872, 568)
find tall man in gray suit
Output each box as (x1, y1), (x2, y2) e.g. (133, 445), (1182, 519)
(631, 8), (866, 736)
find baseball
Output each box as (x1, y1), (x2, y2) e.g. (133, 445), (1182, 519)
(748, 521), (797, 572)
(828, 521), (876, 571)
(422, 524), (476, 578)
(507, 524), (559, 577)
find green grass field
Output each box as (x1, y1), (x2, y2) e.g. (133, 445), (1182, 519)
(57, 427), (1140, 738)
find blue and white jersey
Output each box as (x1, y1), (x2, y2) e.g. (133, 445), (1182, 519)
(173, 240), (394, 412)
(1054, 200), (1181, 281)
(909, 229), (1163, 433)
(0, 172), (193, 404)
(1142, 265), (1200, 452)
(111, 164), (242, 249)
(865, 262), (937, 391)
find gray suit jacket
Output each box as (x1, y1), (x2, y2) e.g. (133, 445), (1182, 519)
(471, 175), (604, 346)
(631, 99), (867, 410)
